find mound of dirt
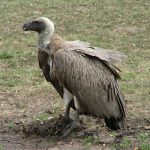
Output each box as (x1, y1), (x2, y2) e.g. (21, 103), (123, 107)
(23, 115), (73, 137)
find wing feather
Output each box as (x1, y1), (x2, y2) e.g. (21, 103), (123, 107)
(52, 49), (126, 120)
(67, 40), (127, 63)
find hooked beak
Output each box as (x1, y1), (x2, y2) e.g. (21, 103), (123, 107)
(23, 22), (33, 31)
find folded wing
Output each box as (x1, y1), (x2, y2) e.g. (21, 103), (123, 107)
(52, 49), (126, 124)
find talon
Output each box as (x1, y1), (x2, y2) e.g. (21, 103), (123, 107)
(63, 115), (70, 122)
(60, 121), (80, 139)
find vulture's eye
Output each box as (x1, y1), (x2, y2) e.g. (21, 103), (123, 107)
(31, 21), (45, 33)
(32, 21), (39, 24)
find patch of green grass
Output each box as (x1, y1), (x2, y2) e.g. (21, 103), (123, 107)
(141, 143), (150, 150)
(0, 51), (14, 59)
(138, 133), (149, 143)
(83, 135), (99, 148)
(122, 72), (136, 81)
(0, 49), (43, 88)
(8, 122), (16, 129)
(83, 136), (93, 149)
(138, 132), (150, 145)
(0, 145), (3, 150)
(34, 113), (50, 122)
(118, 137), (131, 149)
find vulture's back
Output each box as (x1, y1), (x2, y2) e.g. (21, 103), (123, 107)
(52, 49), (126, 124)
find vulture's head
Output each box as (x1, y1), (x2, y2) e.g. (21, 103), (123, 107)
(23, 17), (54, 35)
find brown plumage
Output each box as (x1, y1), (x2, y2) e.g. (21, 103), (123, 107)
(37, 34), (66, 97)
(51, 49), (126, 127)
(37, 34), (76, 110)
(23, 17), (127, 136)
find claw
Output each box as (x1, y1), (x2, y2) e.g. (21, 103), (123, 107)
(60, 120), (80, 139)
(63, 115), (71, 122)
(60, 107), (80, 139)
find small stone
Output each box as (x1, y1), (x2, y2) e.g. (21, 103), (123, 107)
(144, 126), (150, 130)
(99, 136), (115, 144)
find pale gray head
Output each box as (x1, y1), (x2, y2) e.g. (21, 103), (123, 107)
(23, 17), (54, 35)
(23, 17), (54, 49)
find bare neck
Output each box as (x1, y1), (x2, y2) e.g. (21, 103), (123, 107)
(38, 31), (51, 49)
(38, 32), (66, 56)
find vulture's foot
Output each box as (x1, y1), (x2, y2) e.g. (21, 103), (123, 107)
(63, 115), (71, 122)
(63, 107), (71, 122)
(61, 108), (80, 139)
(61, 120), (80, 139)
(63, 99), (75, 122)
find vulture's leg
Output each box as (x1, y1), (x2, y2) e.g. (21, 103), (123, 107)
(64, 99), (76, 119)
(73, 96), (80, 125)
(64, 102), (71, 120)
(63, 88), (74, 120)
(61, 96), (80, 139)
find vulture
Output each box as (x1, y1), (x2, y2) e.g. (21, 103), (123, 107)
(23, 17), (126, 138)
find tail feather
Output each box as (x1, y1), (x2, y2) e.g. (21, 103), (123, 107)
(105, 117), (124, 130)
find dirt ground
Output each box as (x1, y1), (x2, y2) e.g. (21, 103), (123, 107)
(0, 87), (150, 150)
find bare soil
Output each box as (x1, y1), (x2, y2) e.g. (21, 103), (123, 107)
(0, 77), (149, 150)
(0, 105), (150, 150)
